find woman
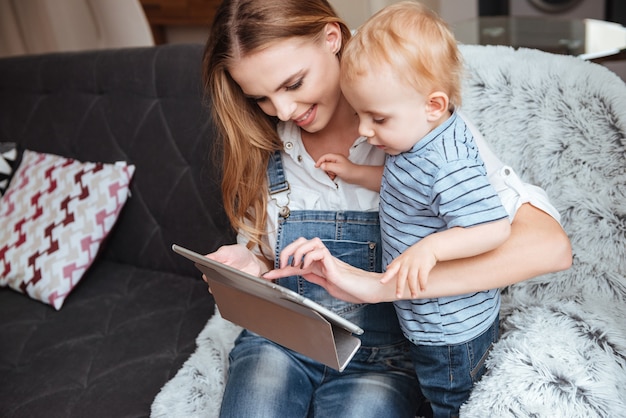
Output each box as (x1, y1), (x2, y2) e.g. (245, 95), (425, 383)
(202, 1), (571, 417)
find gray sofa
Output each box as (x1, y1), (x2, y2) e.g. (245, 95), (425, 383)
(0, 44), (235, 418)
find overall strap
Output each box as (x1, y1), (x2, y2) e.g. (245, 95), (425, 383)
(266, 150), (291, 218)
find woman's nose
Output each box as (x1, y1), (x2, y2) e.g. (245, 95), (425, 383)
(274, 98), (297, 122)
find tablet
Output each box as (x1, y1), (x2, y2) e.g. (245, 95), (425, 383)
(172, 244), (363, 372)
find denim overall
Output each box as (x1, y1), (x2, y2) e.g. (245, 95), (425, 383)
(219, 151), (421, 418)
(268, 151), (406, 347)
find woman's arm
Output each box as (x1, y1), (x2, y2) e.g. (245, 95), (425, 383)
(263, 203), (572, 303)
(410, 203), (571, 300)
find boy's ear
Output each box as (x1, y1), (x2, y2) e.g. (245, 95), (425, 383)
(426, 92), (449, 121)
(325, 22), (342, 55)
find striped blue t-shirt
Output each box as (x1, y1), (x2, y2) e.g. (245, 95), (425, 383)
(380, 110), (508, 346)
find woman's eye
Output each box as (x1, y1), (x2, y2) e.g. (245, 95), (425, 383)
(286, 79), (303, 91)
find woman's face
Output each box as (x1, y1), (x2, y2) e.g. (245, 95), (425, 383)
(228, 24), (343, 133)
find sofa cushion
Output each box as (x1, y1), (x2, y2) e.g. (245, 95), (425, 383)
(0, 44), (236, 418)
(0, 142), (17, 195)
(0, 260), (215, 417)
(0, 150), (134, 309)
(0, 45), (236, 278)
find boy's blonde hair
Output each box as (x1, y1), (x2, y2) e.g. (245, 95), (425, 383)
(342, 1), (463, 108)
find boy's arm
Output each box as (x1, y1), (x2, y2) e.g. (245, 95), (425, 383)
(383, 218), (511, 297)
(426, 218), (511, 262)
(350, 164), (383, 192)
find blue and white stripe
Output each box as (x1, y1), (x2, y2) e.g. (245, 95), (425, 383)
(380, 111), (506, 345)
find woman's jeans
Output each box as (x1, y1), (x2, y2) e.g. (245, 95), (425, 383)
(219, 210), (422, 417)
(221, 330), (420, 417)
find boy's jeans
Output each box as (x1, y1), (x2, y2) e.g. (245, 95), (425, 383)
(410, 314), (500, 418)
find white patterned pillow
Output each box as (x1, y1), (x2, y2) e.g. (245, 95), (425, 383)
(0, 142), (17, 196)
(0, 150), (135, 310)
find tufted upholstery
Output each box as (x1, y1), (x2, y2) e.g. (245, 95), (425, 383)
(0, 44), (235, 417)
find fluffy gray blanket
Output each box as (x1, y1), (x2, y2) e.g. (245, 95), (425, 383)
(151, 45), (626, 418)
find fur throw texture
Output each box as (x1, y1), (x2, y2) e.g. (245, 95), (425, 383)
(458, 46), (626, 417)
(151, 45), (626, 418)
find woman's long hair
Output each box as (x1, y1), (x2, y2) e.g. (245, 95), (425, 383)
(202, 0), (351, 258)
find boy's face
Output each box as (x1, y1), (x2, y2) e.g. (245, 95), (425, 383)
(341, 67), (434, 155)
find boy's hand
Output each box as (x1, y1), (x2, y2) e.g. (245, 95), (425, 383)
(381, 241), (437, 298)
(315, 153), (353, 181)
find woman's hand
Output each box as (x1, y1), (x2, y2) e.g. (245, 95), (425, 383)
(204, 244), (267, 278)
(263, 237), (382, 303)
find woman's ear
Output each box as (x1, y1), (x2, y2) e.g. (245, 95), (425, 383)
(426, 92), (450, 121)
(324, 23), (342, 55)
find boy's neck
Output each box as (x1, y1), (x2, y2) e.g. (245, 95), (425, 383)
(418, 108), (454, 145)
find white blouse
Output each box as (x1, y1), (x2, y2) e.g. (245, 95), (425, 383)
(238, 113), (561, 253)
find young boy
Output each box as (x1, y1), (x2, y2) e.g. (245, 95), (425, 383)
(316, 2), (510, 415)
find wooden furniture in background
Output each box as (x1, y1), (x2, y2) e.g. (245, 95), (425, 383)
(139, 0), (222, 44)
(0, 0), (154, 57)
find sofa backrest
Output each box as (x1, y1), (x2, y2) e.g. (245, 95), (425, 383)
(0, 44), (235, 277)
(2, 43), (625, 287)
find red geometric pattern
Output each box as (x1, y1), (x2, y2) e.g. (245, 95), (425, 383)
(0, 150), (135, 309)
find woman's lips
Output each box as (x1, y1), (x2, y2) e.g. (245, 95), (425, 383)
(294, 105), (316, 127)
